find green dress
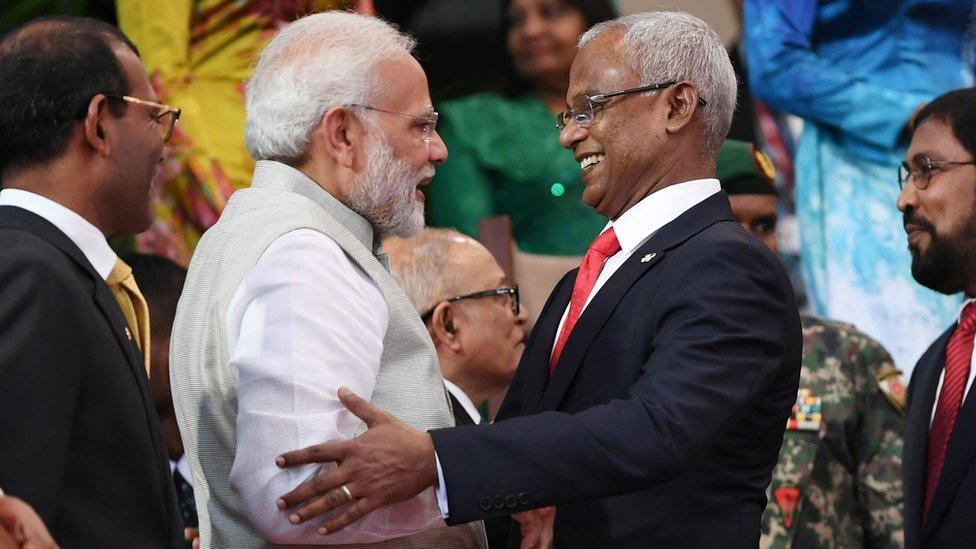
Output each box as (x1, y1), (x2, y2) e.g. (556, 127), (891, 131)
(427, 92), (605, 256)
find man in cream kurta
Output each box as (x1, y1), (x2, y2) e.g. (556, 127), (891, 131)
(169, 12), (485, 548)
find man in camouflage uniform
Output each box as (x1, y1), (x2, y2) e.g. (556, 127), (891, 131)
(719, 140), (906, 548)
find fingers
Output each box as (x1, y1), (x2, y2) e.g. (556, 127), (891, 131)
(337, 387), (394, 428)
(286, 482), (359, 524)
(318, 496), (383, 536)
(277, 465), (349, 511)
(276, 439), (350, 468)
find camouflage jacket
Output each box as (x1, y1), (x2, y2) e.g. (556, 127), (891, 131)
(760, 317), (905, 548)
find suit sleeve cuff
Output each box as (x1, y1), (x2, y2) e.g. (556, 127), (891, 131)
(434, 451), (450, 518)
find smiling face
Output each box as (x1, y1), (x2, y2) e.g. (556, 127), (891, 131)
(897, 118), (976, 295)
(506, 0), (587, 86)
(558, 30), (670, 219)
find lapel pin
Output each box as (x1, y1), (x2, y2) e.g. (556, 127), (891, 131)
(641, 253), (656, 263)
(124, 326), (133, 340)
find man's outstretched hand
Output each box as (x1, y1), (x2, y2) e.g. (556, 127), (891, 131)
(275, 387), (439, 535)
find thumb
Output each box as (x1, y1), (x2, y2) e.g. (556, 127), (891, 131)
(338, 387), (393, 427)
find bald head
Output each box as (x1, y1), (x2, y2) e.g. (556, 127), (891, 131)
(385, 228), (501, 316)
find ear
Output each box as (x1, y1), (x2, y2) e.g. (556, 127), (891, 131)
(83, 94), (114, 157)
(663, 81), (701, 134)
(429, 302), (463, 352)
(315, 106), (365, 169)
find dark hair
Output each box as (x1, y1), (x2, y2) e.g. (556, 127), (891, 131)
(122, 253), (187, 335)
(499, 0), (617, 97)
(0, 16), (141, 178)
(913, 87), (976, 159)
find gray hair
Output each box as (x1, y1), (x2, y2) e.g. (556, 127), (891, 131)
(385, 228), (476, 316)
(244, 12), (416, 161)
(579, 12), (737, 158)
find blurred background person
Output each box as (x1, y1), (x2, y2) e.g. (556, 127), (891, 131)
(743, 0), (976, 373)
(718, 140), (905, 548)
(426, 0), (617, 258)
(385, 228), (528, 425)
(124, 253), (198, 548)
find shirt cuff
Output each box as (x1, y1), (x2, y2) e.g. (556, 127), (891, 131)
(434, 451), (449, 518)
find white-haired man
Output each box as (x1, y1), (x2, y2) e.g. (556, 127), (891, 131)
(384, 228), (528, 426)
(169, 12), (485, 547)
(274, 12), (802, 547)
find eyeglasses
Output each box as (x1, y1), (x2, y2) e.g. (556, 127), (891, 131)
(104, 94), (181, 142)
(898, 157), (976, 190)
(347, 104), (439, 143)
(420, 285), (519, 322)
(556, 81), (708, 130)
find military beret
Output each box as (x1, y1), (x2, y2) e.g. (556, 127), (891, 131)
(717, 139), (777, 196)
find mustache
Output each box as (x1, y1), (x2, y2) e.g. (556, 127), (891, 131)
(903, 208), (936, 234)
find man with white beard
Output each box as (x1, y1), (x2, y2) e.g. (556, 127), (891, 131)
(168, 12), (487, 548)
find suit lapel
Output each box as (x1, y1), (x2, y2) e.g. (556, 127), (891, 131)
(904, 329), (950, 542)
(521, 272), (576, 414)
(921, 325), (973, 541)
(536, 192), (734, 412)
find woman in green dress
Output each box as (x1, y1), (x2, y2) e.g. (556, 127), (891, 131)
(427, 0), (616, 256)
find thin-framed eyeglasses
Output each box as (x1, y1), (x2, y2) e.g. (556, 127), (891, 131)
(420, 285), (520, 322)
(556, 81), (708, 130)
(898, 157), (976, 190)
(103, 93), (181, 142)
(347, 104), (439, 143)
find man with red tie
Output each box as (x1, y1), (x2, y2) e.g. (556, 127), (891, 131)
(899, 87), (976, 549)
(272, 12), (802, 547)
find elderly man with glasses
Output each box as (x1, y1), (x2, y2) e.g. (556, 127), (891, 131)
(168, 11), (487, 548)
(384, 228), (528, 426)
(272, 11), (801, 548)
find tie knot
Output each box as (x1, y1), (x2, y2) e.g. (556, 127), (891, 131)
(590, 228), (621, 258)
(107, 258), (132, 286)
(960, 301), (976, 333)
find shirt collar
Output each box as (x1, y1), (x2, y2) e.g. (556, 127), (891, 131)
(443, 379), (482, 425)
(606, 178), (721, 254)
(0, 189), (117, 280)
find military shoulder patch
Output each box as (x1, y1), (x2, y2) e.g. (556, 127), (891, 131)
(876, 365), (906, 414)
(787, 388), (822, 432)
(774, 486), (801, 529)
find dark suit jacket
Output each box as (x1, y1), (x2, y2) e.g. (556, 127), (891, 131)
(903, 323), (976, 548)
(431, 192), (802, 547)
(0, 206), (183, 547)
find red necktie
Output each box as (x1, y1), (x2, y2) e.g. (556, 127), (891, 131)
(550, 228), (621, 373)
(924, 302), (976, 520)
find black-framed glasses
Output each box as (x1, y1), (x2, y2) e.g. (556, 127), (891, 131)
(898, 157), (976, 190)
(556, 81), (708, 130)
(420, 285), (519, 322)
(347, 103), (439, 143)
(104, 93), (181, 142)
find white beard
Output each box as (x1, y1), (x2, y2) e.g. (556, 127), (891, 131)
(348, 134), (431, 240)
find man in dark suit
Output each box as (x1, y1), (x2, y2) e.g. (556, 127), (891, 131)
(273, 12), (801, 547)
(384, 227), (528, 426)
(899, 87), (976, 549)
(0, 17), (183, 547)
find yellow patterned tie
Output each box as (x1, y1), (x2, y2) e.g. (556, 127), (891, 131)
(107, 258), (151, 376)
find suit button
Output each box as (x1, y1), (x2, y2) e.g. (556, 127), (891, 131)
(479, 497), (492, 511)
(492, 495), (505, 509)
(505, 495), (518, 508)
(518, 492), (530, 505)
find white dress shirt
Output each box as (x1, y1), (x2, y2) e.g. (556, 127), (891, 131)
(444, 380), (482, 425)
(551, 178), (721, 352)
(226, 228), (443, 544)
(930, 296), (976, 426)
(434, 178), (722, 515)
(170, 454), (193, 484)
(0, 188), (116, 280)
